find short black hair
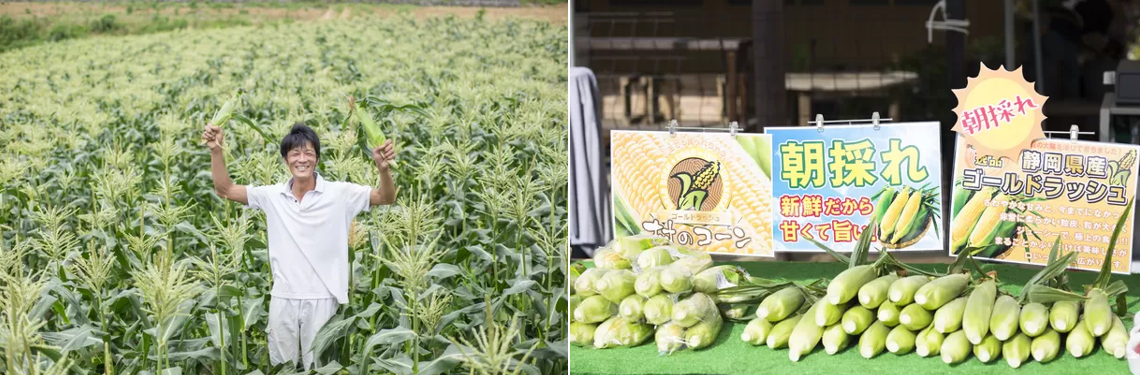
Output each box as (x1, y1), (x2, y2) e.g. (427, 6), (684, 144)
(280, 122), (321, 160)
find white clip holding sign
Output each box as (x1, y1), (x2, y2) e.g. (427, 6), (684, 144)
(729, 121), (739, 137)
(926, 0), (970, 44)
(872, 111), (881, 131)
(815, 114), (825, 133)
(1044, 124), (1094, 141)
(668, 119), (678, 137)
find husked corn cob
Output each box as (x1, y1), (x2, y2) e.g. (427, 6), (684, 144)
(859, 321), (891, 359)
(1049, 301), (1080, 333)
(898, 303), (932, 331)
(742, 318), (774, 346)
(890, 190), (925, 243)
(842, 305), (875, 335)
(1101, 314), (1129, 359)
(888, 275), (930, 306)
(766, 314), (803, 349)
(643, 294), (674, 325)
(815, 300), (847, 326)
(967, 195), (1009, 249)
(973, 334), (1002, 363)
(788, 302), (827, 361)
(1066, 316), (1095, 358)
(827, 265), (878, 305)
(877, 301), (901, 327)
(963, 280), (997, 344)
(879, 187), (911, 242)
(757, 287), (805, 322)
(951, 188), (991, 250)
(989, 295), (1020, 340)
(914, 325), (944, 357)
(940, 330), (971, 364)
(1030, 328), (1061, 363)
(1085, 289), (1112, 337)
(933, 297), (967, 333)
(1003, 332), (1032, 368)
(822, 324), (850, 355)
(1122, 150), (1137, 170)
(885, 325), (916, 354)
(914, 273), (969, 310)
(858, 274), (899, 309)
(1019, 302), (1048, 337)
(692, 160), (720, 190)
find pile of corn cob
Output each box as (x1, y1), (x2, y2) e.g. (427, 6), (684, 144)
(570, 235), (780, 352)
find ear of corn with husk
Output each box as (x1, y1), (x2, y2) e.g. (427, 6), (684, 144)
(963, 280), (997, 344)
(742, 318), (774, 346)
(898, 303), (932, 331)
(1031, 327), (1061, 362)
(885, 325), (916, 354)
(643, 294), (675, 325)
(766, 314), (803, 349)
(597, 269), (637, 303)
(672, 293), (719, 328)
(570, 322), (598, 347)
(876, 301), (901, 327)
(858, 274), (899, 309)
(914, 325), (944, 357)
(940, 330), (971, 364)
(858, 320), (891, 359)
(757, 286), (805, 322)
(932, 296), (967, 333)
(914, 273), (969, 310)
(826, 265), (879, 305)
(1018, 302), (1048, 337)
(989, 295), (1020, 341)
(593, 316), (655, 348)
(822, 323), (850, 355)
(1049, 301), (1080, 333)
(888, 275), (930, 306)
(619, 294), (648, 322)
(1003, 332), (1032, 368)
(842, 305), (875, 335)
(973, 334), (1002, 363)
(1100, 314), (1128, 359)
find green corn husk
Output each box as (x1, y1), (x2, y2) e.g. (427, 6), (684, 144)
(826, 265), (879, 305)
(720, 303), (756, 322)
(914, 273), (969, 310)
(634, 267), (664, 298)
(1066, 316), (1096, 358)
(766, 314), (803, 349)
(1049, 301), (1080, 333)
(655, 321), (687, 354)
(788, 302), (827, 362)
(742, 318), (774, 346)
(574, 268), (608, 297)
(885, 325), (916, 354)
(872, 187), (897, 224)
(593, 247), (632, 270)
(1030, 328), (1061, 363)
(210, 88), (243, 126)
(1101, 314), (1129, 359)
(660, 264), (695, 294)
(933, 297), (967, 333)
(822, 324), (850, 355)
(575, 295), (619, 323)
(570, 322), (597, 346)
(815, 300), (847, 326)
(973, 334), (1002, 363)
(596, 269), (637, 303)
(858, 321), (891, 359)
(667, 246), (714, 275)
(693, 265), (743, 294)
(685, 313), (723, 350)
(914, 325), (944, 357)
(569, 295), (583, 322)
(644, 294), (675, 325)
(619, 294), (648, 322)
(940, 330), (971, 364)
(637, 247), (674, 270)
(877, 301), (901, 327)
(888, 275), (931, 306)
(898, 303), (933, 331)
(612, 235), (664, 260)
(1084, 289), (1112, 337)
(593, 316), (654, 348)
(857, 274), (900, 309)
(989, 295), (1020, 341)
(757, 286), (805, 322)
(672, 293), (718, 328)
(1019, 302), (1049, 337)
(570, 266), (584, 295)
(842, 305), (875, 335)
(963, 280), (997, 345)
(1003, 332), (1032, 368)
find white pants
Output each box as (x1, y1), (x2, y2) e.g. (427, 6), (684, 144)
(267, 297), (339, 370)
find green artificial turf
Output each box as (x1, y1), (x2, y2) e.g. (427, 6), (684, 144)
(570, 261), (1140, 375)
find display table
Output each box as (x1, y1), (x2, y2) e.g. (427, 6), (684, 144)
(570, 261), (1140, 375)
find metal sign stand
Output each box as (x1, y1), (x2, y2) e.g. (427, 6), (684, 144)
(667, 119), (741, 138)
(1043, 124), (1094, 141)
(809, 111), (892, 133)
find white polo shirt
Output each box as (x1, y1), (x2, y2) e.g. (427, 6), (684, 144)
(245, 172), (372, 304)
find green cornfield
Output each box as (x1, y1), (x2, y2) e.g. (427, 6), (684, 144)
(0, 13), (568, 375)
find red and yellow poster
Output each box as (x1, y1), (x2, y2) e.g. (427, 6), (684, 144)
(610, 131), (774, 257)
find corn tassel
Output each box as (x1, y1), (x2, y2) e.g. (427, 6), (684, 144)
(879, 187), (910, 242)
(890, 190), (924, 243)
(989, 295), (1019, 341)
(1003, 332), (1032, 368)
(842, 305), (874, 335)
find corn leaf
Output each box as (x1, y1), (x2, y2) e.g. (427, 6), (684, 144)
(1094, 199), (1133, 289)
(1022, 284), (1086, 304)
(230, 114), (273, 144)
(804, 236), (850, 264)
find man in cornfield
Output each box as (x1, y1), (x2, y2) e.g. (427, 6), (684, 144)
(202, 122), (396, 370)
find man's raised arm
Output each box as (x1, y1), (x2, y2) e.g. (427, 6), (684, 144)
(203, 124), (249, 205)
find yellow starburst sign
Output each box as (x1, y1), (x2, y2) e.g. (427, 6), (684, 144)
(951, 65), (1047, 160)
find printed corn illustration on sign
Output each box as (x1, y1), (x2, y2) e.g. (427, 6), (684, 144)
(949, 137), (1139, 273)
(610, 131), (774, 257)
(766, 123), (944, 251)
